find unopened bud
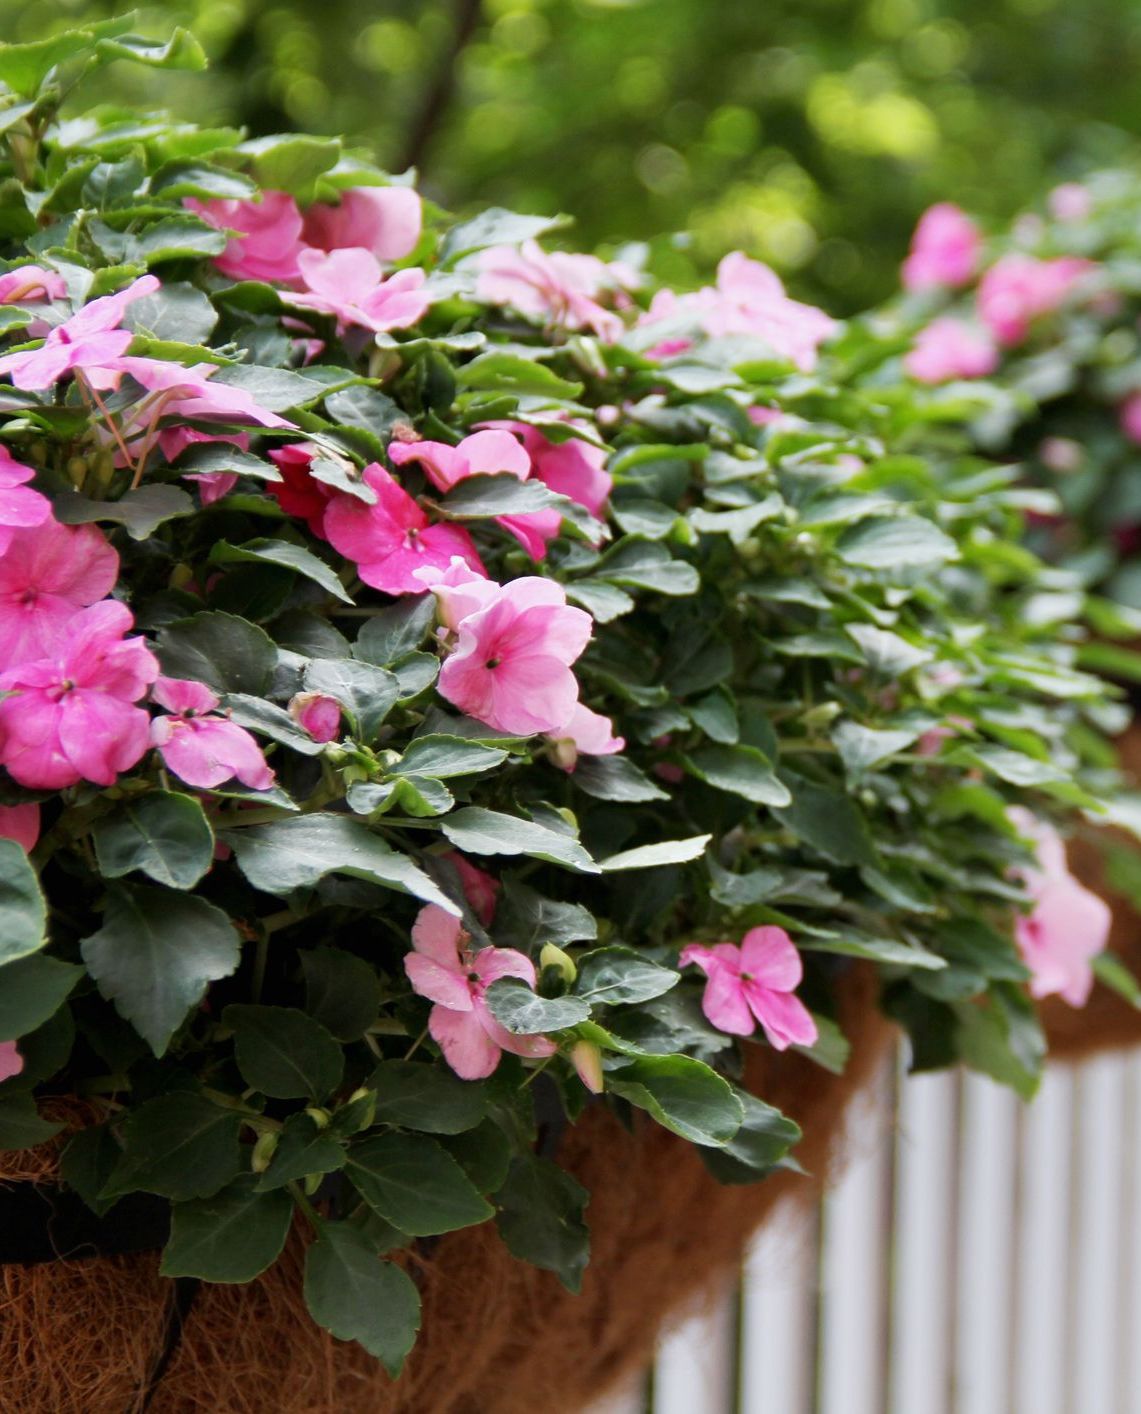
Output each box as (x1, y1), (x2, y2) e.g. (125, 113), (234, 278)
(571, 1041), (604, 1095)
(66, 454), (87, 489)
(540, 943), (576, 984)
(304, 1107), (330, 1130)
(251, 1130), (278, 1173)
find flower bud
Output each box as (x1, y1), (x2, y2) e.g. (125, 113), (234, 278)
(251, 1130), (279, 1173)
(288, 691), (341, 743)
(304, 1106), (330, 1130)
(540, 943), (576, 984)
(571, 1041), (604, 1095)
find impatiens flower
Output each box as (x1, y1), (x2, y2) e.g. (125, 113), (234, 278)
(150, 676), (274, 791)
(570, 1039), (604, 1094)
(302, 185), (422, 262)
(1009, 808), (1110, 1008)
(904, 317), (999, 384)
(977, 254), (1094, 346)
(547, 702), (624, 771)
(267, 443), (339, 535)
(901, 203), (982, 292)
(0, 446), (50, 555)
(0, 265), (66, 304)
(0, 518), (119, 665)
(287, 248), (429, 333)
(161, 428), (250, 505)
(404, 904), (556, 1080)
(0, 274), (159, 390)
(289, 691), (341, 743)
(679, 926), (818, 1050)
(482, 421), (612, 518)
(389, 430), (561, 559)
(1048, 183), (1093, 223)
(0, 1042), (22, 1083)
(443, 851), (500, 927)
(115, 358), (290, 429)
(438, 577), (592, 735)
(476, 241), (629, 339)
(324, 463), (486, 595)
(0, 600), (158, 789)
(0, 802), (39, 851)
(414, 555), (501, 632)
(187, 191), (306, 283)
(1120, 393), (1141, 446)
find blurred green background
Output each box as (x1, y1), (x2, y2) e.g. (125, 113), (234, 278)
(11, 0), (1141, 310)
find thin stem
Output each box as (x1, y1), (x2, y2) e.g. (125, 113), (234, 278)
(251, 932), (269, 1003)
(77, 373), (135, 472)
(403, 1025), (429, 1061)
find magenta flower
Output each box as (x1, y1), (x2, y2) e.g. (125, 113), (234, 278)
(443, 851), (500, 927)
(188, 191), (306, 284)
(901, 203), (982, 292)
(404, 904), (556, 1080)
(1120, 393), (1141, 446)
(476, 241), (629, 340)
(302, 185), (422, 262)
(0, 518), (119, 666)
(150, 676), (274, 791)
(288, 691), (341, 743)
(267, 443), (338, 536)
(0, 600), (158, 789)
(0, 446), (50, 554)
(324, 462), (486, 595)
(0, 1042), (22, 1083)
(547, 702), (624, 771)
(679, 927), (818, 1050)
(438, 576), (592, 735)
(977, 254), (1094, 346)
(0, 265), (66, 305)
(481, 420), (612, 519)
(0, 275), (159, 391)
(287, 248), (429, 334)
(0, 802), (39, 851)
(904, 317), (999, 384)
(1009, 808), (1110, 1008)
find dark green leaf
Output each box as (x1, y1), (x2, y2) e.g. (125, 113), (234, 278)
(347, 1132), (494, 1235)
(224, 1005), (344, 1100)
(700, 1091), (802, 1183)
(571, 754), (669, 803)
(255, 1113), (346, 1191)
(493, 1154), (589, 1292)
(835, 516), (958, 571)
(686, 743), (791, 806)
(157, 611), (277, 695)
(773, 773), (877, 867)
(440, 807), (599, 873)
(302, 658), (399, 739)
(211, 539), (353, 603)
(0, 841), (46, 966)
(484, 978), (590, 1034)
(102, 1093), (243, 1201)
(0, 1095), (62, 1152)
(607, 1053), (744, 1145)
(300, 948), (382, 1042)
(161, 1176), (293, 1282)
(92, 790), (215, 890)
(303, 1223), (421, 1377)
(369, 1060), (489, 1134)
(0, 953), (82, 1042)
(573, 947), (679, 1006)
(392, 734), (508, 779)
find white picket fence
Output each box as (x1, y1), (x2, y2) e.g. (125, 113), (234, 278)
(586, 1046), (1141, 1414)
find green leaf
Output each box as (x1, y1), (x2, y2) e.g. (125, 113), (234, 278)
(593, 537), (700, 596)
(346, 1133), (494, 1235)
(484, 979), (591, 1034)
(161, 1177), (293, 1282)
(571, 754), (669, 803)
(221, 694), (326, 757)
(835, 516), (959, 571)
(455, 351), (582, 399)
(392, 735), (508, 779)
(223, 813), (458, 913)
(211, 539), (353, 604)
(92, 790), (215, 890)
(440, 207), (571, 264)
(300, 948), (382, 1042)
(845, 625), (932, 675)
(238, 132), (341, 193)
(0, 954), (82, 1043)
(157, 611), (277, 696)
(212, 362), (335, 412)
(493, 1154), (589, 1292)
(440, 807), (599, 873)
(303, 659), (399, 740)
(81, 884), (241, 1057)
(324, 385), (405, 449)
(0, 1095), (62, 1152)
(701, 1091), (802, 1184)
(955, 986), (1045, 1101)
(573, 947), (679, 1006)
(597, 834), (711, 872)
(52, 484), (195, 540)
(0, 839), (46, 964)
(255, 1113), (346, 1191)
(95, 29), (208, 72)
(832, 721), (920, 775)
(798, 931), (946, 970)
(369, 1060), (489, 1134)
(303, 1223), (421, 1377)
(440, 473), (562, 518)
(773, 773), (877, 867)
(441, 1120), (513, 1194)
(126, 215), (226, 264)
(102, 1093), (243, 1201)
(353, 596), (436, 665)
(172, 442), (282, 482)
(685, 743), (791, 806)
(607, 1053), (744, 1146)
(495, 881), (598, 952)
(59, 1124), (120, 1217)
(149, 160), (258, 201)
(224, 1005), (344, 1100)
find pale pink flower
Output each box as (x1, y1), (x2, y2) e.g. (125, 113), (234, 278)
(0, 518), (119, 665)
(438, 577), (592, 735)
(481, 421), (612, 518)
(302, 186), (423, 263)
(267, 443), (337, 535)
(904, 317), (999, 384)
(0, 265), (66, 304)
(977, 254), (1094, 346)
(187, 192), (306, 284)
(901, 204), (981, 292)
(150, 676), (274, 791)
(414, 556), (501, 632)
(1048, 183), (1093, 223)
(404, 905), (555, 1079)
(116, 358), (290, 429)
(476, 241), (628, 340)
(161, 428), (250, 505)
(1009, 808), (1110, 1008)
(0, 600), (158, 789)
(1039, 436), (1084, 472)
(1120, 394), (1141, 446)
(679, 926), (818, 1050)
(287, 248), (429, 334)
(747, 405), (786, 427)
(288, 691), (341, 743)
(0, 802), (39, 851)
(0, 1042), (22, 1082)
(547, 702), (624, 771)
(0, 445), (50, 554)
(323, 463), (486, 595)
(443, 851), (500, 927)
(0, 275), (159, 390)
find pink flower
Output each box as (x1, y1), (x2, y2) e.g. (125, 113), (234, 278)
(116, 358), (290, 429)
(188, 192), (306, 284)
(0, 446), (50, 554)
(0, 518), (119, 665)
(267, 443), (338, 535)
(904, 317), (999, 384)
(289, 691), (341, 743)
(414, 556), (501, 631)
(288, 248), (429, 334)
(324, 463), (486, 595)
(0, 265), (66, 304)
(161, 428), (250, 505)
(438, 577), (592, 735)
(482, 421), (612, 518)
(679, 927), (818, 1050)
(1048, 184), (1093, 223)
(389, 430), (560, 559)
(547, 702), (624, 771)
(150, 676), (274, 791)
(0, 802), (39, 851)
(977, 254), (1094, 346)
(302, 185), (422, 263)
(404, 904), (556, 1080)
(0, 275), (159, 390)
(901, 203), (982, 292)
(444, 851), (500, 927)
(0, 1042), (22, 1083)
(0, 600), (158, 789)
(1009, 808), (1110, 1008)
(1120, 394), (1141, 446)
(476, 241), (628, 340)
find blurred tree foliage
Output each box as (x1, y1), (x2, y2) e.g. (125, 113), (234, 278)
(9, 0), (1141, 310)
